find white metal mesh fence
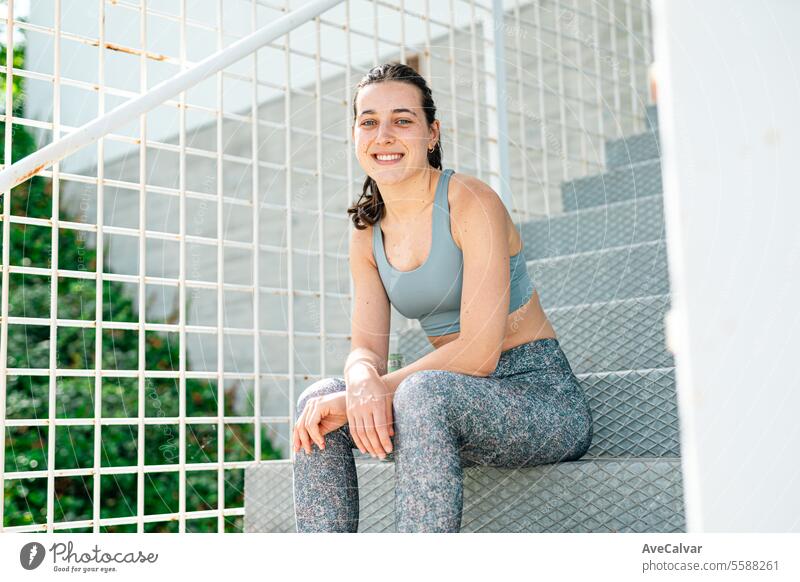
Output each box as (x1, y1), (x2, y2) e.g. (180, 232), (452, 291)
(1, 0), (652, 532)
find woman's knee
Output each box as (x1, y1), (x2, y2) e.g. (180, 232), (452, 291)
(393, 370), (455, 420)
(296, 376), (346, 418)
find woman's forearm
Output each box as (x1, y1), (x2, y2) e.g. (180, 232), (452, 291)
(379, 337), (495, 395)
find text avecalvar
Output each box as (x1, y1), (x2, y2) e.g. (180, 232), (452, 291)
(642, 544), (702, 554)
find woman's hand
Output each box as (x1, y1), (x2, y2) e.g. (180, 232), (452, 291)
(293, 392), (349, 455)
(346, 375), (394, 459)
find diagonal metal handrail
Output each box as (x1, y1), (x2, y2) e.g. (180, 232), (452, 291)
(0, 0), (343, 194)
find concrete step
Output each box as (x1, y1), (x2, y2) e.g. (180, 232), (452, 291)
(398, 294), (674, 375)
(605, 130), (661, 170)
(552, 293), (674, 373)
(580, 367), (679, 458)
(519, 194), (665, 261)
(561, 158), (662, 212)
(244, 457), (685, 532)
(532, 239), (670, 309)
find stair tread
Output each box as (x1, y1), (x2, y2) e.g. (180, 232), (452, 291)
(562, 158), (663, 212)
(244, 457), (685, 533)
(530, 239), (670, 308)
(605, 130), (661, 169)
(519, 194), (665, 260)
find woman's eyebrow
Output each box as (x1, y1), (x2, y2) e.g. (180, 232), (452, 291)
(358, 108), (418, 117)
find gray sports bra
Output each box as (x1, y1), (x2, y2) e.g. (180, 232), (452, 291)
(372, 168), (534, 336)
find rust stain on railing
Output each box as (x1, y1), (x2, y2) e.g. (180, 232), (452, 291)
(18, 162), (47, 185)
(89, 39), (169, 62)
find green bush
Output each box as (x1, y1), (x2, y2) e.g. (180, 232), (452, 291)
(2, 40), (282, 533)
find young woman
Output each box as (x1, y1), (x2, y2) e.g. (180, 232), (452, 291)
(291, 62), (593, 533)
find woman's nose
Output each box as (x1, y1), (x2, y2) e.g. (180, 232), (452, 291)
(376, 123), (395, 142)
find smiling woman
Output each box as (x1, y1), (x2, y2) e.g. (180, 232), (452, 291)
(292, 62), (593, 533)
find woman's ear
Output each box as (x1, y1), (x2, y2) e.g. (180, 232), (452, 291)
(430, 119), (440, 146)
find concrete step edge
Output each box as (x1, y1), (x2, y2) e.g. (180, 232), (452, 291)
(546, 292), (671, 313)
(527, 238), (664, 265)
(518, 193), (663, 225)
(563, 157), (662, 188)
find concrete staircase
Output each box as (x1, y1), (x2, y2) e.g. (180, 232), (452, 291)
(244, 104), (685, 532)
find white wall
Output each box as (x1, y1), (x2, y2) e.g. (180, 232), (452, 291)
(655, 0), (800, 532)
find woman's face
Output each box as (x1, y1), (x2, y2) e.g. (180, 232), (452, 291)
(352, 80), (439, 184)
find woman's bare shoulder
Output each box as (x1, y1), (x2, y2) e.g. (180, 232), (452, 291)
(446, 171), (509, 250)
(448, 171), (502, 214)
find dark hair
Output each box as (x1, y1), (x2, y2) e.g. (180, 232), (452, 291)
(346, 62), (443, 230)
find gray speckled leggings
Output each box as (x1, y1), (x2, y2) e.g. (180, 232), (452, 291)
(292, 337), (593, 533)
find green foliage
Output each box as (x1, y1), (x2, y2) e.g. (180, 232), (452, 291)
(2, 42), (282, 532)
(1, 43), (27, 116)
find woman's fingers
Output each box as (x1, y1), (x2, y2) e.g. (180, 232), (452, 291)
(292, 424), (301, 452)
(348, 412), (367, 455)
(293, 409), (306, 452)
(354, 415), (378, 457)
(295, 401), (314, 455)
(362, 413), (386, 458)
(372, 409), (393, 455)
(386, 396), (395, 437)
(296, 420), (312, 455)
(304, 404), (326, 450)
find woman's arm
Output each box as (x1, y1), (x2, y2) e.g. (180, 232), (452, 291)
(378, 336), (496, 394)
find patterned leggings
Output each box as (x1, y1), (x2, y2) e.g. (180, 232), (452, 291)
(292, 337), (593, 533)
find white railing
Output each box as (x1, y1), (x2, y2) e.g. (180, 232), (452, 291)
(0, 0), (653, 532)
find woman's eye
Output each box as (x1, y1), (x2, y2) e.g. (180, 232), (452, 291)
(361, 119), (411, 126)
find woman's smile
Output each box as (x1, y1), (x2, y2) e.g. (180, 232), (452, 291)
(372, 152), (405, 165)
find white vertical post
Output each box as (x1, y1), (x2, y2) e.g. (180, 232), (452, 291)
(136, 0), (148, 534)
(447, 0), (460, 171)
(485, 0), (511, 212)
(512, 0), (529, 219)
(575, 0), (587, 173)
(591, 0), (607, 168)
(215, 0), (225, 533)
(469, 1), (482, 181)
(179, 0), (189, 533)
(654, 0), (800, 532)
(91, 0), (106, 535)
(553, 0), (569, 182)
(533, 0), (551, 216)
(284, 0), (297, 465)
(250, 0), (262, 466)
(314, 15), (326, 379)
(372, 0), (379, 65)
(0, 0), (14, 532)
(399, 0), (406, 64)
(608, 0), (622, 137)
(46, 0), (61, 535)
(624, 0), (639, 129)
(344, 0), (356, 371)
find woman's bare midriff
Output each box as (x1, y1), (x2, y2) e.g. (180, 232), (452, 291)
(427, 289), (556, 351)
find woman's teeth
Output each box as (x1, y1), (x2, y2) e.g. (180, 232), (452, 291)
(374, 153), (404, 162)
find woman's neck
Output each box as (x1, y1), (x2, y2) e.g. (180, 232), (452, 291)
(377, 167), (439, 224)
